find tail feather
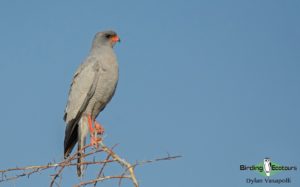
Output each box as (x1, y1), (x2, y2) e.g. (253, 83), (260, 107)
(77, 136), (84, 177)
(64, 116), (88, 177)
(77, 117), (88, 177)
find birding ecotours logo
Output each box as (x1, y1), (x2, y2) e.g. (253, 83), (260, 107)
(263, 158), (272, 176)
(240, 157), (297, 177)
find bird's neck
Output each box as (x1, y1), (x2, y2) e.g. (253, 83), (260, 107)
(91, 45), (112, 53)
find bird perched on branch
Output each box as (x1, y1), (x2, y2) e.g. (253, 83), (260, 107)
(63, 30), (120, 177)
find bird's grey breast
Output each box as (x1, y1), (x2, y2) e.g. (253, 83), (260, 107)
(86, 47), (119, 116)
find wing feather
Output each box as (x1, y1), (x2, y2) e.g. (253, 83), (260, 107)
(63, 57), (101, 157)
(64, 57), (100, 123)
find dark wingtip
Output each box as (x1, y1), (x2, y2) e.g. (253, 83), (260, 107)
(64, 149), (70, 159)
(63, 113), (67, 121)
(64, 120), (78, 159)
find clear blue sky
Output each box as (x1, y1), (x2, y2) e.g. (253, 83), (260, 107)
(0, 0), (299, 186)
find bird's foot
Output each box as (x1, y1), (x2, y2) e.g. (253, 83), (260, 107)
(90, 135), (102, 148)
(95, 121), (105, 135)
(87, 115), (104, 148)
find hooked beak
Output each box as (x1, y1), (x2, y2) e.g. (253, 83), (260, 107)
(111, 35), (121, 43)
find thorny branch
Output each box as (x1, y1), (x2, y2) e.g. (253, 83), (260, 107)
(0, 141), (181, 187)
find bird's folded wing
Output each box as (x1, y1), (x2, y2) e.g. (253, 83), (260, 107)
(64, 57), (101, 125)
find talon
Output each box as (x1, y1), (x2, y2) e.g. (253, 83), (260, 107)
(86, 115), (104, 147)
(95, 121), (105, 135)
(90, 135), (101, 148)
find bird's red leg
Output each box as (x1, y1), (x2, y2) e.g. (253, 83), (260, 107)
(87, 115), (101, 147)
(87, 115), (94, 133)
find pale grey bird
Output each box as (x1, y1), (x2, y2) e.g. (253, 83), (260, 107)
(63, 30), (120, 177)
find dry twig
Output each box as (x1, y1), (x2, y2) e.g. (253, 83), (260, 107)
(0, 140), (180, 187)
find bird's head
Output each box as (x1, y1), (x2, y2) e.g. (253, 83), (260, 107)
(92, 30), (120, 48)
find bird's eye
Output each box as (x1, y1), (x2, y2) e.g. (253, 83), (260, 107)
(105, 34), (111, 38)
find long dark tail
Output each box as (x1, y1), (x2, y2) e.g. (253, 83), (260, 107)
(64, 117), (87, 177)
